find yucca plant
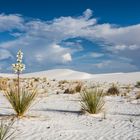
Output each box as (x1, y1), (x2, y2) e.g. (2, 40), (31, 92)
(80, 88), (105, 114)
(4, 50), (38, 118)
(4, 87), (37, 118)
(0, 120), (14, 140)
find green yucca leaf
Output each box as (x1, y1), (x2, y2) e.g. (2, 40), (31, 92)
(0, 120), (14, 140)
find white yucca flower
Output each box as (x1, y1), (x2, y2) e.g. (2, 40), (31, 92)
(12, 50), (25, 73)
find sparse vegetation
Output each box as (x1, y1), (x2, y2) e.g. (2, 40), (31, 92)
(106, 84), (119, 96)
(0, 78), (8, 91)
(0, 120), (15, 140)
(80, 88), (105, 114)
(125, 84), (132, 93)
(136, 91), (140, 99)
(58, 80), (69, 85)
(64, 87), (75, 94)
(75, 81), (83, 92)
(63, 81), (83, 94)
(135, 81), (140, 88)
(34, 78), (40, 82)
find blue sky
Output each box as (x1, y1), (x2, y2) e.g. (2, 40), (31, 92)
(0, 0), (140, 73)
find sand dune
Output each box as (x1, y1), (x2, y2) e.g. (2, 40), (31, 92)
(1, 69), (140, 84)
(21, 69), (93, 80)
(91, 72), (140, 84)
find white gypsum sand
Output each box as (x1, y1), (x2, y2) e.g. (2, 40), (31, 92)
(0, 69), (140, 140)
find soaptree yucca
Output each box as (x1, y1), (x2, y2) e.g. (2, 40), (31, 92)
(4, 87), (37, 118)
(80, 88), (105, 114)
(4, 50), (38, 118)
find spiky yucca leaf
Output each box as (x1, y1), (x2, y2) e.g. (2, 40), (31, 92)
(80, 88), (105, 114)
(4, 87), (37, 117)
(0, 120), (14, 140)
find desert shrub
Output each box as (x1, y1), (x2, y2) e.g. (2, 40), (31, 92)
(125, 84), (132, 93)
(80, 88), (105, 114)
(34, 78), (40, 82)
(135, 81), (140, 88)
(0, 78), (8, 91)
(106, 84), (119, 96)
(136, 91), (140, 99)
(75, 81), (83, 92)
(59, 80), (69, 85)
(4, 86), (37, 118)
(63, 82), (83, 94)
(64, 87), (75, 94)
(0, 120), (14, 140)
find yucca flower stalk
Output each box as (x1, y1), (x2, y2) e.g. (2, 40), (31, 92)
(12, 50), (25, 97)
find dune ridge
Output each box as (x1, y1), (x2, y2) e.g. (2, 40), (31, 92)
(0, 69), (140, 83)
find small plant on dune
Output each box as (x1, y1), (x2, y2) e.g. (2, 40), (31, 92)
(0, 78), (8, 91)
(0, 119), (15, 140)
(80, 88), (105, 114)
(64, 81), (83, 94)
(125, 84), (132, 93)
(64, 87), (75, 94)
(75, 81), (83, 92)
(59, 80), (69, 85)
(106, 83), (119, 96)
(136, 91), (140, 99)
(4, 50), (38, 118)
(135, 81), (140, 88)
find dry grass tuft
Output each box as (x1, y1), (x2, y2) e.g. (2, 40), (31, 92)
(64, 81), (83, 94)
(0, 78), (8, 91)
(135, 81), (140, 88)
(106, 84), (119, 96)
(136, 91), (140, 99)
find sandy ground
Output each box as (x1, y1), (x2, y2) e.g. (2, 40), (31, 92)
(0, 92), (140, 140)
(0, 69), (140, 140)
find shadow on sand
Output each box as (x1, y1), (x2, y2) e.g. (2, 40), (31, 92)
(34, 108), (82, 115)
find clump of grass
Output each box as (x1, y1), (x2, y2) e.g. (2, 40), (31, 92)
(34, 78), (40, 82)
(4, 86), (38, 118)
(59, 80), (69, 85)
(0, 78), (8, 91)
(75, 81), (83, 92)
(135, 81), (140, 88)
(64, 81), (83, 94)
(136, 91), (140, 99)
(106, 84), (119, 96)
(64, 87), (75, 94)
(80, 88), (105, 114)
(0, 120), (15, 140)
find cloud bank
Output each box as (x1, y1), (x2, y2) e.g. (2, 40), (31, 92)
(0, 9), (140, 73)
